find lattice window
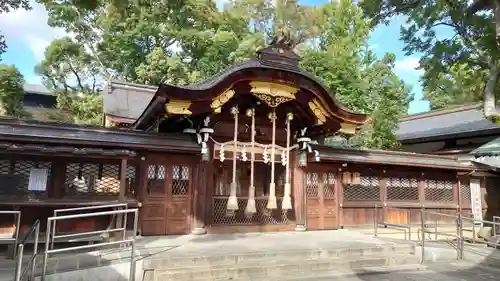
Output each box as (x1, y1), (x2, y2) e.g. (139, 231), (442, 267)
(0, 160), (52, 196)
(65, 162), (120, 196)
(424, 179), (453, 202)
(147, 165), (165, 193)
(306, 173), (319, 197)
(344, 176), (380, 201)
(172, 165), (189, 195)
(212, 197), (290, 225)
(323, 173), (336, 198)
(387, 177), (419, 201)
(459, 179), (471, 207)
(3, 160), (52, 196)
(126, 165), (136, 196)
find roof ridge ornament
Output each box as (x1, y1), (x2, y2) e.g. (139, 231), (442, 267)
(257, 29), (300, 67)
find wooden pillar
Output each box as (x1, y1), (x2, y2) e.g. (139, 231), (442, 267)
(192, 161), (209, 234)
(418, 172), (425, 208)
(50, 160), (67, 198)
(453, 174), (460, 211)
(337, 168), (344, 229)
(292, 151), (306, 231)
(379, 172), (388, 222)
(119, 158), (127, 200)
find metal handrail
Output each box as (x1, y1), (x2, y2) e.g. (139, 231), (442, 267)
(50, 203), (128, 250)
(493, 216), (500, 237)
(461, 216), (500, 249)
(419, 208), (463, 264)
(0, 210), (21, 258)
(373, 205), (412, 240)
(41, 208), (139, 281)
(14, 220), (40, 281)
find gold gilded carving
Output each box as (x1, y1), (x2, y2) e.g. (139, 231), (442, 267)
(211, 89), (235, 113)
(338, 122), (357, 135)
(249, 81), (298, 108)
(308, 98), (329, 125)
(165, 100), (192, 115)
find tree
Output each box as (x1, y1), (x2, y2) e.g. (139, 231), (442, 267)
(360, 0), (500, 122)
(0, 65), (30, 118)
(0, 0), (31, 60)
(301, 0), (410, 150)
(37, 0), (410, 149)
(35, 37), (103, 125)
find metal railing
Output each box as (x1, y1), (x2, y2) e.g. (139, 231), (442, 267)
(373, 205), (412, 240)
(461, 216), (500, 251)
(41, 208), (139, 281)
(14, 220), (40, 281)
(419, 209), (463, 263)
(0, 210), (21, 258)
(493, 216), (500, 237)
(50, 203), (128, 250)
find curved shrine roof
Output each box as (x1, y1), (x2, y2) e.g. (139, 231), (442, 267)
(131, 43), (369, 136)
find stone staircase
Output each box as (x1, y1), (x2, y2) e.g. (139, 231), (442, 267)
(2, 230), (500, 281)
(143, 243), (423, 281)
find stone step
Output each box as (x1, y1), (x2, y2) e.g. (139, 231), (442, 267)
(143, 244), (415, 270)
(225, 261), (500, 281)
(149, 254), (421, 281)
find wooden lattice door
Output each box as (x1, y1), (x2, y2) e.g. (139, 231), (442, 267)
(142, 161), (193, 236)
(306, 171), (338, 230)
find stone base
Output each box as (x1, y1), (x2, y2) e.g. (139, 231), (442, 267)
(295, 225), (307, 232)
(191, 227), (207, 235)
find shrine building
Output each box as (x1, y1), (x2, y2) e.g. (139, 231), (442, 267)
(0, 40), (496, 238)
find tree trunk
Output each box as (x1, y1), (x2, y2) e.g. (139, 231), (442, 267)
(483, 63), (500, 122)
(483, 1), (500, 123)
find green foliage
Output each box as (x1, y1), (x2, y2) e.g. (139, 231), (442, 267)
(35, 38), (103, 125)
(36, 0), (411, 149)
(0, 65), (30, 118)
(360, 0), (500, 112)
(301, 0), (410, 150)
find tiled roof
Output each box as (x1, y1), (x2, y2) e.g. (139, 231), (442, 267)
(103, 81), (157, 122)
(315, 145), (478, 171)
(396, 104), (500, 142)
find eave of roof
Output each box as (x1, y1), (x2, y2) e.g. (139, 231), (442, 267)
(133, 58), (368, 131)
(0, 117), (200, 153)
(396, 103), (500, 143)
(0, 142), (136, 158)
(314, 145), (479, 171)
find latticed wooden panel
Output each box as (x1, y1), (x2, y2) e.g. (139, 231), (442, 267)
(306, 173), (319, 197)
(459, 179), (471, 206)
(344, 176), (380, 201)
(212, 197), (291, 225)
(0, 160), (52, 195)
(387, 177), (419, 201)
(424, 179), (453, 202)
(65, 162), (120, 196)
(126, 165), (136, 196)
(172, 165), (190, 195)
(323, 173), (336, 199)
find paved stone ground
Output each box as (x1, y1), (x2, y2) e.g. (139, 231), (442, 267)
(1, 229), (500, 281)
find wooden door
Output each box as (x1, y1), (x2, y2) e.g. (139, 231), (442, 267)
(306, 171), (338, 230)
(142, 163), (168, 235)
(142, 161), (193, 236)
(166, 164), (192, 234)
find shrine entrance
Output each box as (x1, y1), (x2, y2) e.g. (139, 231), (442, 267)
(306, 169), (338, 230)
(141, 157), (193, 235)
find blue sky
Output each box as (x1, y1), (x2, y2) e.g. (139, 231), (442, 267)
(0, 0), (430, 114)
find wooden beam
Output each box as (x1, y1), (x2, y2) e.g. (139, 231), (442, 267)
(120, 158), (127, 200)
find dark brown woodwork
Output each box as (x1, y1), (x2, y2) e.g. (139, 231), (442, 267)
(305, 168), (338, 230)
(141, 155), (194, 236)
(292, 151), (306, 229)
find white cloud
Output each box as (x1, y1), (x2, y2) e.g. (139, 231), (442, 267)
(394, 57), (423, 73)
(0, 1), (66, 61)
